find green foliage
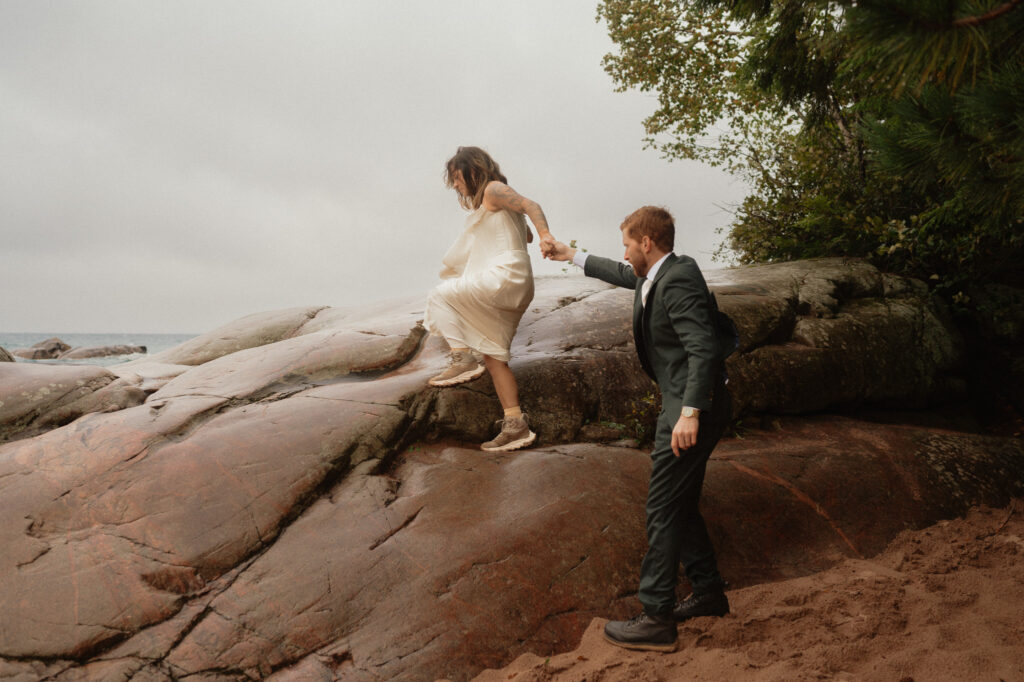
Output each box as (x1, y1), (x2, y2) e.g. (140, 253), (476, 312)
(597, 0), (797, 177)
(561, 239), (589, 274)
(625, 389), (661, 444)
(598, 0), (1024, 294)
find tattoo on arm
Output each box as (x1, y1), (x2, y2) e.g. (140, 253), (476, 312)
(490, 183), (529, 213)
(488, 183), (551, 235)
(531, 205), (551, 234)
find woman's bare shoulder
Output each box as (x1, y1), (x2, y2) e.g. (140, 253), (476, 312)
(483, 181), (529, 213)
(482, 180), (509, 207)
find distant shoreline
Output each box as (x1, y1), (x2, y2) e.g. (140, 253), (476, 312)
(0, 332), (196, 366)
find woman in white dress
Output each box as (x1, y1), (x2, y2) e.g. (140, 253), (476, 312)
(424, 146), (555, 452)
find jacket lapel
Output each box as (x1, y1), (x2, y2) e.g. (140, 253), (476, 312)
(632, 277), (645, 335)
(641, 253), (676, 328)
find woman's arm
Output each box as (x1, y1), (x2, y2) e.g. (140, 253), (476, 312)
(482, 181), (555, 255)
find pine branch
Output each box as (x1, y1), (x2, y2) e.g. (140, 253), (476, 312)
(884, 0), (1024, 30)
(952, 0), (1024, 27)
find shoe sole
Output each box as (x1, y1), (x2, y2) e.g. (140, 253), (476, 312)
(428, 364), (486, 387)
(601, 631), (677, 653)
(480, 430), (537, 452)
(674, 608), (729, 623)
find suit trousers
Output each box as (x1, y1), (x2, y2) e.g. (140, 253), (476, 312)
(638, 376), (731, 617)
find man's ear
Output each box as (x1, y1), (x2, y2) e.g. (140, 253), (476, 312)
(641, 235), (652, 252)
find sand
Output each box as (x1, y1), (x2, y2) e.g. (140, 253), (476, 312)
(471, 500), (1024, 682)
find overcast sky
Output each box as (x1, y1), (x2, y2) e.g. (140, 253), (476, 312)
(1, 1), (746, 334)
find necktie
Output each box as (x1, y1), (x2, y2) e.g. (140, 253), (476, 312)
(641, 278), (652, 307)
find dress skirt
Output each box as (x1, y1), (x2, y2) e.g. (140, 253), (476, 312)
(424, 207), (534, 362)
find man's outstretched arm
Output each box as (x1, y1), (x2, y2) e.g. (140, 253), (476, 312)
(547, 239), (638, 290)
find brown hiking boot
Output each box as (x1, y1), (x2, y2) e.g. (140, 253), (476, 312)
(428, 350), (485, 387)
(481, 414), (537, 452)
(603, 612), (678, 652)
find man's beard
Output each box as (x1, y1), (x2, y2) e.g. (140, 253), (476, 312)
(631, 255), (649, 277)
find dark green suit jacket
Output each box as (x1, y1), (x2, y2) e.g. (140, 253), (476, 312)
(584, 253), (721, 411)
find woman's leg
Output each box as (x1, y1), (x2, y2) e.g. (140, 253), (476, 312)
(483, 355), (520, 413)
(480, 354), (536, 451)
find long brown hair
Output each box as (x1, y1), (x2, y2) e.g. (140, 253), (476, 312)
(444, 146), (507, 210)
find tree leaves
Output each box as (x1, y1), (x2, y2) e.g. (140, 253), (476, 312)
(598, 0), (1024, 293)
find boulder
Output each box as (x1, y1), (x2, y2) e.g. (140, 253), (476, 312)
(110, 361), (193, 394)
(134, 306), (328, 366)
(59, 344), (147, 360)
(12, 337), (71, 360)
(0, 259), (1010, 680)
(148, 325), (425, 404)
(0, 363), (146, 443)
(706, 258), (965, 415)
(1, 411), (1019, 679)
(0, 347), (13, 363)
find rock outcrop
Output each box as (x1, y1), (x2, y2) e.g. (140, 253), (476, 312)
(0, 258), (1017, 681)
(0, 363), (147, 443)
(706, 259), (965, 415)
(59, 344), (147, 360)
(9, 339), (147, 362)
(12, 337), (71, 360)
(0, 347), (13, 363)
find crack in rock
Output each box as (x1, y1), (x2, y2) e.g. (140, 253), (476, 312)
(368, 507), (423, 551)
(725, 459), (863, 558)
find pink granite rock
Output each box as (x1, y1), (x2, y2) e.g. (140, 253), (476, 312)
(0, 363), (146, 442)
(1, 260), (1017, 681)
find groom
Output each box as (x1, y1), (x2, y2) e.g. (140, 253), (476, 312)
(547, 206), (731, 652)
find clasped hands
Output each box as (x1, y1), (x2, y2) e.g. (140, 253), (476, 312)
(539, 236), (572, 261)
(538, 234), (558, 259)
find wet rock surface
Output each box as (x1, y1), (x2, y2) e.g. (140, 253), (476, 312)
(0, 259), (1018, 680)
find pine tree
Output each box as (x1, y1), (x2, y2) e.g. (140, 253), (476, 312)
(597, 0), (1024, 290)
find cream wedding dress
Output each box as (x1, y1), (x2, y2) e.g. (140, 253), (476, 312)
(424, 206), (534, 362)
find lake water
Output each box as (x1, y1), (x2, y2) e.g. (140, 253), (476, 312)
(0, 332), (197, 366)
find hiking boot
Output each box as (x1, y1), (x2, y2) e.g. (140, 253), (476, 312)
(672, 591), (730, 622)
(428, 350), (485, 387)
(480, 414), (537, 452)
(603, 611), (678, 652)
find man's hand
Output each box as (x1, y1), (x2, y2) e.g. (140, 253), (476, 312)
(671, 413), (700, 456)
(545, 239), (576, 262)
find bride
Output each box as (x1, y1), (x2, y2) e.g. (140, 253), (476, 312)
(423, 146), (555, 452)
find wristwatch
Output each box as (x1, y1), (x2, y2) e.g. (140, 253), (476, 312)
(682, 406), (700, 418)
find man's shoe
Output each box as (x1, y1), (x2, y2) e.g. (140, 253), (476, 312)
(480, 414), (537, 452)
(603, 612), (677, 652)
(673, 591), (729, 622)
(428, 350), (485, 387)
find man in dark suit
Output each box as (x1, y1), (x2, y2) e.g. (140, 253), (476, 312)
(547, 206), (731, 652)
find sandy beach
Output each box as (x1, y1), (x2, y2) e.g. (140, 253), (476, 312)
(471, 501), (1024, 682)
